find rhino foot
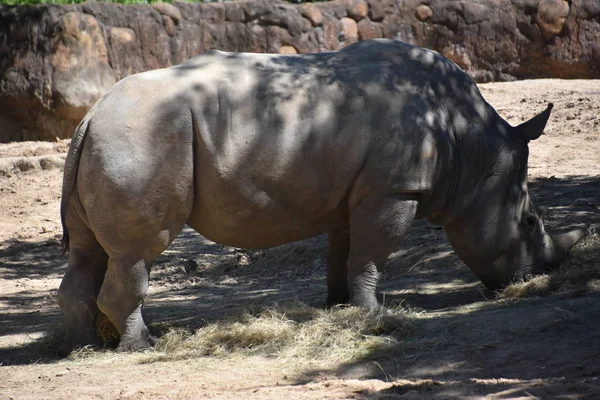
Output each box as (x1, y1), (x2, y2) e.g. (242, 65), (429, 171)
(116, 333), (158, 352)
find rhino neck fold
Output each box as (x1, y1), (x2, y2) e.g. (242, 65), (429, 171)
(428, 121), (499, 227)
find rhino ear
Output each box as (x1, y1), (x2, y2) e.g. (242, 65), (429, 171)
(516, 103), (554, 142)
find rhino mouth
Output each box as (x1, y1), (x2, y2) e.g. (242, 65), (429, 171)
(498, 228), (587, 290)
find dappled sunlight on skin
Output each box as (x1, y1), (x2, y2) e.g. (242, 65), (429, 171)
(168, 40), (509, 227)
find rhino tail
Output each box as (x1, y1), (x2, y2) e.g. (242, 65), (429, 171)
(60, 116), (92, 254)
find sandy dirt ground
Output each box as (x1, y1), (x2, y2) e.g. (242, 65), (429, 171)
(1, 79), (599, 399)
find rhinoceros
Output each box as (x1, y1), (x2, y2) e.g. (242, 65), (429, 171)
(58, 39), (585, 354)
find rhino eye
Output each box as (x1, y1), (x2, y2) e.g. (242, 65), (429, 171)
(525, 215), (537, 227)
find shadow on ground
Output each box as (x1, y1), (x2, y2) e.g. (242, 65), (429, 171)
(1, 175), (598, 382)
(365, 376), (600, 399)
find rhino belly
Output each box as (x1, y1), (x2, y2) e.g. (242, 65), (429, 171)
(187, 202), (339, 249)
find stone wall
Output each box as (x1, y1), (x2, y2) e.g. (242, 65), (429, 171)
(1, 0), (599, 141)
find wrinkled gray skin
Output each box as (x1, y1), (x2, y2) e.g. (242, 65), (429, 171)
(58, 39), (585, 354)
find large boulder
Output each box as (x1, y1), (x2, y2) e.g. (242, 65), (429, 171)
(1, 0), (599, 142)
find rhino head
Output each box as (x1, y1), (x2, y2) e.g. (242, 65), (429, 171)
(443, 103), (586, 290)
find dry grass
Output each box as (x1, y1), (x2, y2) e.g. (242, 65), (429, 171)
(137, 303), (414, 363)
(46, 303), (414, 365)
(501, 232), (600, 299)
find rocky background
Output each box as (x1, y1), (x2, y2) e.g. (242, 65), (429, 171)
(1, 0), (599, 142)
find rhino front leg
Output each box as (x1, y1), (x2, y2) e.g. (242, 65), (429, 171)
(326, 224), (351, 306)
(347, 195), (418, 308)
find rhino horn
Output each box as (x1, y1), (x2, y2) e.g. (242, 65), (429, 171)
(517, 103), (554, 142)
(545, 228), (587, 267)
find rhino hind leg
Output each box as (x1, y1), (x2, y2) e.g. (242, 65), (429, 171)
(326, 225), (351, 306)
(97, 255), (157, 352)
(89, 205), (192, 351)
(347, 195), (418, 308)
(86, 197), (192, 352)
(57, 203), (109, 355)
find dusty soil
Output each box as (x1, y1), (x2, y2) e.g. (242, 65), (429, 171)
(1, 79), (599, 399)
